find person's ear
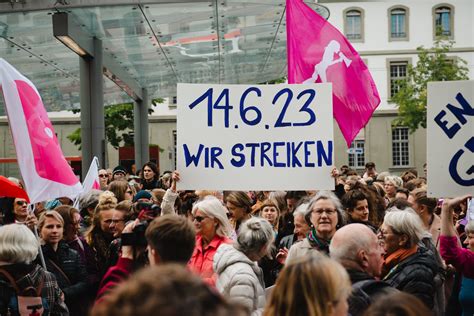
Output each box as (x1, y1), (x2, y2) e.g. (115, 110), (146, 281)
(358, 249), (369, 269)
(151, 248), (161, 265)
(398, 234), (409, 247)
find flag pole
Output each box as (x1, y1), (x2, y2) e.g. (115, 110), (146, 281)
(29, 203), (47, 270)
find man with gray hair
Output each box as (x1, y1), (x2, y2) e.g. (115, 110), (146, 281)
(330, 223), (395, 316)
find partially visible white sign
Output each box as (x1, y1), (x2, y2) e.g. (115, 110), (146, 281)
(347, 148), (363, 154)
(427, 80), (473, 198)
(177, 83), (335, 190)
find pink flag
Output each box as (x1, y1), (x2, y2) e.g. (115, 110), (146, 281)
(0, 58), (83, 204)
(286, 0), (380, 146)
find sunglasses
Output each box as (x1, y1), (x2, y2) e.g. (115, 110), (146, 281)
(193, 216), (208, 223)
(15, 200), (27, 206)
(98, 174), (108, 178)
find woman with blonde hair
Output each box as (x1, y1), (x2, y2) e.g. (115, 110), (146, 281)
(85, 191), (118, 278)
(264, 253), (351, 316)
(38, 210), (89, 316)
(188, 196), (233, 286)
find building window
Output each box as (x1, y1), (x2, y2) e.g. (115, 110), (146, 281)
(389, 7), (408, 40)
(172, 96), (177, 104)
(389, 61), (408, 98)
(392, 127), (409, 167)
(348, 140), (365, 169)
(433, 4), (454, 39)
(435, 6), (451, 36)
(344, 8), (364, 42)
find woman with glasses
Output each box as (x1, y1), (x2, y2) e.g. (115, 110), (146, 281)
(38, 210), (89, 316)
(378, 208), (437, 310)
(286, 191), (345, 263)
(188, 196), (233, 287)
(2, 197), (38, 230)
(107, 180), (134, 203)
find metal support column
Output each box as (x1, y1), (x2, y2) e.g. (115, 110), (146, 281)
(79, 38), (105, 175)
(134, 89), (149, 169)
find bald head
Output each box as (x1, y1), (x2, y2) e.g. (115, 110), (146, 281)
(330, 224), (383, 277)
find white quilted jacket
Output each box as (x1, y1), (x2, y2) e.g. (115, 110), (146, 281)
(213, 244), (266, 316)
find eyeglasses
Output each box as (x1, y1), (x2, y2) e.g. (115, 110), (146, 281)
(312, 208), (337, 216)
(192, 216), (208, 223)
(15, 201), (27, 206)
(377, 228), (399, 239)
(99, 174), (108, 178)
(104, 219), (125, 224)
(126, 190), (133, 194)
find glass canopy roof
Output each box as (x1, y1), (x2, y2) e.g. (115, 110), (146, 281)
(0, 0), (291, 113)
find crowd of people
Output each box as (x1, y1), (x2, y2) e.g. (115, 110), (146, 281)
(0, 161), (472, 316)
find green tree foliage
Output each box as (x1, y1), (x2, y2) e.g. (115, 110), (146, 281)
(67, 98), (164, 149)
(392, 40), (469, 131)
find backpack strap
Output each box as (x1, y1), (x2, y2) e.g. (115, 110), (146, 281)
(0, 268), (20, 293)
(0, 267), (45, 297)
(47, 259), (71, 286)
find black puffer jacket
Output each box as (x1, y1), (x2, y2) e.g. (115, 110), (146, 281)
(347, 269), (397, 316)
(382, 246), (438, 309)
(40, 241), (89, 316)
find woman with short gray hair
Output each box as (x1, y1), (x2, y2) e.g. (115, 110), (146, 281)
(286, 191), (345, 263)
(378, 208), (438, 309)
(188, 196), (233, 286)
(214, 217), (274, 315)
(0, 224), (69, 315)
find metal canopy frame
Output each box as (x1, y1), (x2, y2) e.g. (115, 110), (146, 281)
(53, 11), (149, 172)
(0, 0), (291, 175)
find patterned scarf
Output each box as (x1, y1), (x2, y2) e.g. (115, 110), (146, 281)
(307, 227), (331, 255)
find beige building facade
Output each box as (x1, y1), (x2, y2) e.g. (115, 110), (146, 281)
(0, 0), (472, 179)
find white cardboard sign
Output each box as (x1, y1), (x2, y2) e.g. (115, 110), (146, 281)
(177, 83), (334, 190)
(427, 80), (473, 197)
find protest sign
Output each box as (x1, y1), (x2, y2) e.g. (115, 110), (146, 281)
(427, 80), (473, 197)
(177, 83), (334, 190)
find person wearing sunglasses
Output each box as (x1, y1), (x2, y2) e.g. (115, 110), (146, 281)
(2, 198), (38, 230)
(188, 196), (233, 287)
(98, 169), (109, 190)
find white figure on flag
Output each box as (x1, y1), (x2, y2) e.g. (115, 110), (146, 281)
(303, 40), (352, 84)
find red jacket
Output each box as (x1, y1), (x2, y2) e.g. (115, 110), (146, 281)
(94, 257), (133, 304)
(188, 234), (232, 286)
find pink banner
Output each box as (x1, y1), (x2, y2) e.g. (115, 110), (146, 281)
(286, 0), (380, 146)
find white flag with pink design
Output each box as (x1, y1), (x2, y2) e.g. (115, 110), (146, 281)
(82, 156), (101, 192)
(0, 58), (83, 204)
